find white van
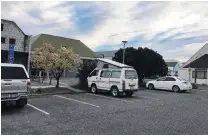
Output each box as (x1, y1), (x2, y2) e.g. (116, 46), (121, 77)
(87, 68), (139, 97)
(1, 63), (30, 108)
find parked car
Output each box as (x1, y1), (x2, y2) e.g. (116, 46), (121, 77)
(142, 75), (159, 84)
(1, 63), (30, 108)
(146, 76), (192, 92)
(87, 68), (139, 97)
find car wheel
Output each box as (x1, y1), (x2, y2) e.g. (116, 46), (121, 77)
(126, 92), (134, 97)
(91, 84), (97, 94)
(111, 87), (120, 97)
(148, 84), (154, 90)
(16, 98), (27, 108)
(172, 85), (180, 93)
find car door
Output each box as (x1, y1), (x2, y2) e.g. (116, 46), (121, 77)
(124, 69), (138, 90)
(88, 69), (99, 87)
(154, 77), (166, 89)
(98, 70), (111, 90)
(164, 77), (176, 90)
(109, 70), (122, 90)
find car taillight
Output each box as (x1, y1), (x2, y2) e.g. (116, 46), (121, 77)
(27, 81), (31, 90)
(122, 80), (125, 90)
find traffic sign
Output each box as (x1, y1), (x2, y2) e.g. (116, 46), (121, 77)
(188, 67), (192, 73)
(8, 44), (14, 64)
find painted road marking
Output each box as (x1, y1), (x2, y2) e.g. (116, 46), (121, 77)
(140, 96), (160, 100)
(85, 93), (135, 103)
(27, 104), (50, 115)
(53, 95), (100, 108)
(200, 90), (207, 92)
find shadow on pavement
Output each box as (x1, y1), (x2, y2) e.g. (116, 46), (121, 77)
(1, 102), (25, 115)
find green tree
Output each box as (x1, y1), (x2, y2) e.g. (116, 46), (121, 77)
(77, 59), (97, 90)
(113, 47), (168, 82)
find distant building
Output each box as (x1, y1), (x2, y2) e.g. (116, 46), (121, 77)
(179, 43), (208, 85)
(29, 33), (95, 78)
(95, 50), (117, 60)
(1, 19), (30, 68)
(165, 59), (180, 76)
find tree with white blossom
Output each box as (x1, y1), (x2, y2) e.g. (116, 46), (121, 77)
(33, 43), (82, 88)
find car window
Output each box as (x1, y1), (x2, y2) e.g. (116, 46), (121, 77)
(177, 77), (185, 81)
(90, 70), (98, 76)
(165, 77), (176, 81)
(157, 77), (166, 81)
(100, 70), (111, 78)
(1, 66), (28, 79)
(125, 70), (138, 79)
(111, 71), (121, 78)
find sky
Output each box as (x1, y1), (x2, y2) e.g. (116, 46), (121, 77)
(1, 1), (208, 62)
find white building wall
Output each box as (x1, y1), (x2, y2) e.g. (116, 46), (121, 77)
(178, 68), (208, 85)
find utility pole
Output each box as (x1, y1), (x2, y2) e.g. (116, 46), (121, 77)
(122, 41), (127, 64)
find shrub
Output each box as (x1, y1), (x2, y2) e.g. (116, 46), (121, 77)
(77, 60), (97, 90)
(191, 83), (198, 89)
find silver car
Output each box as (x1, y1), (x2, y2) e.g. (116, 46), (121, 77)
(1, 63), (30, 108)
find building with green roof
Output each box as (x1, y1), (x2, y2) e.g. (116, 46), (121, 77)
(29, 34), (95, 78)
(30, 33), (95, 57)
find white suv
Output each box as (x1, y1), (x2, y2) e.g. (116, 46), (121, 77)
(87, 68), (139, 97)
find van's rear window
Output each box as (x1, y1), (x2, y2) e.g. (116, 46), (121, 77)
(125, 70), (138, 79)
(1, 67), (28, 79)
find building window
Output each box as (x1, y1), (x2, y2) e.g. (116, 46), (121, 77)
(192, 70), (207, 79)
(61, 45), (67, 48)
(1, 24), (3, 31)
(1, 37), (6, 43)
(9, 38), (16, 44)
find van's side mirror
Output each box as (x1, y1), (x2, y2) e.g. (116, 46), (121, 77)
(88, 74), (91, 77)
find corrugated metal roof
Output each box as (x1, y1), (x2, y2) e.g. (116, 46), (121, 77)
(95, 50), (117, 58)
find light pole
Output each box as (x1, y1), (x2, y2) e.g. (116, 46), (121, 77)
(122, 41), (127, 64)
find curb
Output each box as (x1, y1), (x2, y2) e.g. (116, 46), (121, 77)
(28, 88), (87, 97)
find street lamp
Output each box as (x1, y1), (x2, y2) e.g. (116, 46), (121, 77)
(122, 41), (127, 64)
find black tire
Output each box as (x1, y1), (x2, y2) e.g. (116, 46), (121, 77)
(91, 84), (97, 94)
(172, 85), (180, 93)
(148, 84), (154, 90)
(16, 98), (27, 108)
(111, 87), (120, 97)
(126, 92), (134, 97)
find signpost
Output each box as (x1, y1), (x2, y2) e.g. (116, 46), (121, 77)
(8, 44), (14, 64)
(188, 67), (191, 81)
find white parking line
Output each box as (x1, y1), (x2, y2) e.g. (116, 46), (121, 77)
(139, 96), (160, 100)
(27, 104), (50, 115)
(85, 93), (135, 103)
(53, 95), (100, 108)
(200, 90), (207, 92)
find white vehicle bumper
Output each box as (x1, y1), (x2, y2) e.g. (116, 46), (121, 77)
(180, 84), (192, 91)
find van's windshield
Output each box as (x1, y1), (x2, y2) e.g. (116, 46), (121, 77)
(1, 67), (28, 79)
(125, 70), (138, 79)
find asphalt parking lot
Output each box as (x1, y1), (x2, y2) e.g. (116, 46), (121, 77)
(2, 88), (208, 135)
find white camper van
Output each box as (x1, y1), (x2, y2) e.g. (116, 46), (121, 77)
(87, 59), (138, 97)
